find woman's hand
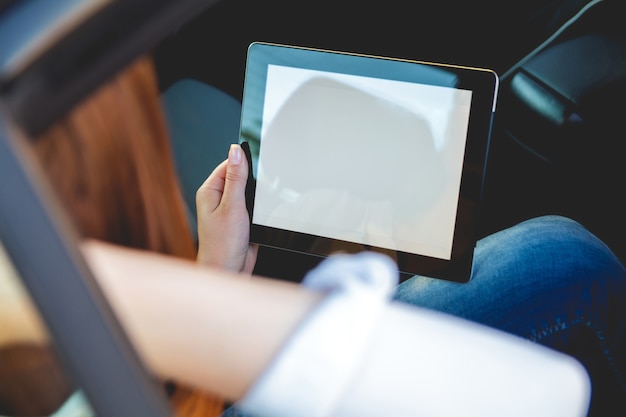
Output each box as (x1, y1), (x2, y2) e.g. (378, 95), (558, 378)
(196, 144), (258, 274)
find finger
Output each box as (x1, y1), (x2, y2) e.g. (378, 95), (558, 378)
(196, 159), (228, 212)
(222, 144), (249, 208)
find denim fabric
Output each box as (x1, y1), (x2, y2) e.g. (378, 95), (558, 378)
(395, 215), (626, 416)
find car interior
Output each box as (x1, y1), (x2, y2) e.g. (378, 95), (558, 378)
(1, 0), (625, 415)
(153, 0), (626, 281)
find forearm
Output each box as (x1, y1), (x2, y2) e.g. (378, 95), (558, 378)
(81, 240), (322, 401)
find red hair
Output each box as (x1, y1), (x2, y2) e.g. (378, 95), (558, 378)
(33, 57), (196, 259)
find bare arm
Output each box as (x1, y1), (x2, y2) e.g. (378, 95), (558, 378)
(81, 239), (321, 401)
(83, 241), (591, 417)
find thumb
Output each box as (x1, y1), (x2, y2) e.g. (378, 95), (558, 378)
(223, 144), (249, 207)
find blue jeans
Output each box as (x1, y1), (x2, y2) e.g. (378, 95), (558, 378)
(395, 215), (626, 416)
(224, 215), (626, 416)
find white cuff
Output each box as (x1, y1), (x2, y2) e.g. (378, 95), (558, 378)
(237, 252), (398, 417)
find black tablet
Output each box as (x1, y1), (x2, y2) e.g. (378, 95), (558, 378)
(239, 42), (498, 282)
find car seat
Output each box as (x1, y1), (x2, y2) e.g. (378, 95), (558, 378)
(161, 78), (242, 240)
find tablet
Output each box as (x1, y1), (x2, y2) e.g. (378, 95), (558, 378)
(239, 42), (498, 282)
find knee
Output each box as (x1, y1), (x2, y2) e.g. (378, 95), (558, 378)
(474, 215), (625, 287)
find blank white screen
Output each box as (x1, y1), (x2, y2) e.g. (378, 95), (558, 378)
(253, 65), (472, 260)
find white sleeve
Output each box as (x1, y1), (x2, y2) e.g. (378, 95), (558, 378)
(236, 253), (591, 417)
(237, 252), (397, 417)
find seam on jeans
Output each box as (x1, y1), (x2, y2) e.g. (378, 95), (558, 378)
(529, 315), (626, 392)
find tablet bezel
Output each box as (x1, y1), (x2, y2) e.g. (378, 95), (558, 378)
(240, 42), (498, 282)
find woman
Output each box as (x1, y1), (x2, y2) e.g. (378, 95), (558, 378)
(0, 52), (612, 417)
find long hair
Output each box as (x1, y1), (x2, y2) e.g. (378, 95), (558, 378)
(7, 56), (224, 416)
(33, 57), (196, 260)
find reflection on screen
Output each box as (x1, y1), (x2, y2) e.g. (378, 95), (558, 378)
(0, 242), (93, 417)
(253, 65), (472, 260)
